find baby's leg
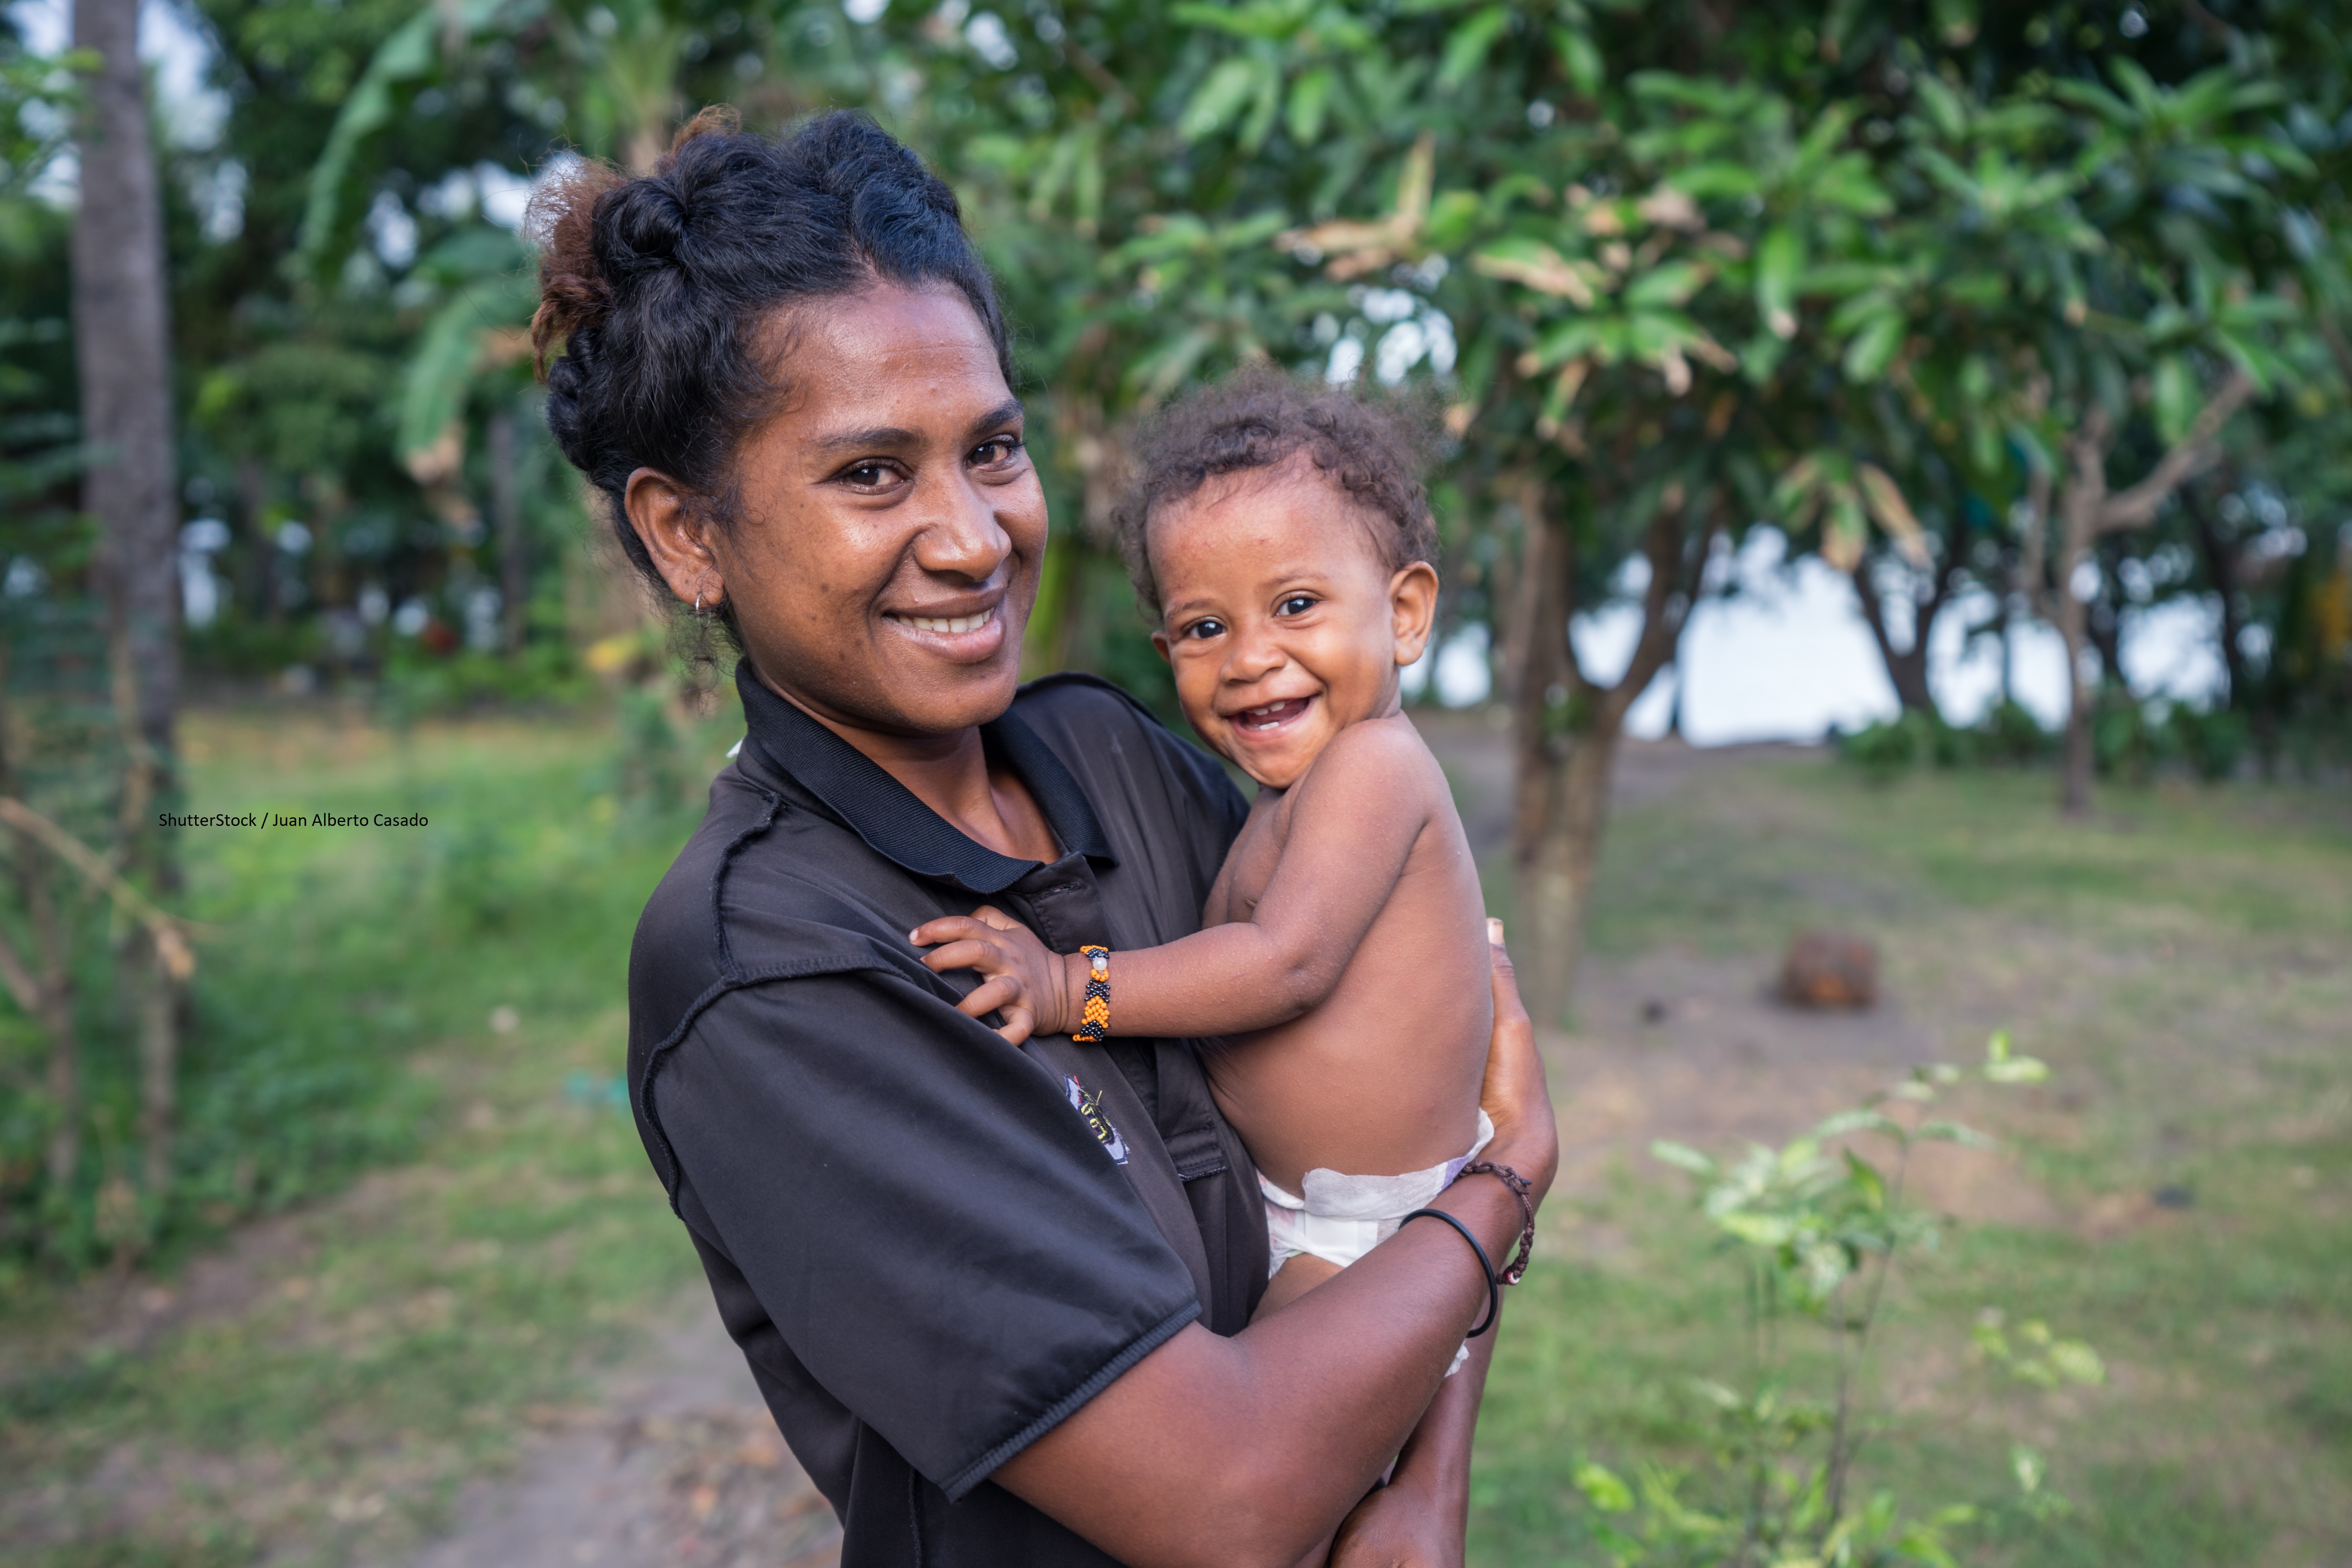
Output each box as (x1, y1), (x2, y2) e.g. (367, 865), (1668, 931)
(1252, 1252), (1342, 1322)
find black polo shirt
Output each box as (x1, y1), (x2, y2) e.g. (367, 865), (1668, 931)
(626, 664), (1267, 1566)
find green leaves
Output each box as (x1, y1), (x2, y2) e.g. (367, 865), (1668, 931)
(1648, 1139), (1715, 1176)
(1179, 56), (1276, 145)
(1982, 1028), (2050, 1084)
(395, 268), (536, 466)
(1573, 1460), (1635, 1514)
(1436, 5), (1510, 89)
(1754, 225), (1802, 341)
(1840, 307), (1904, 384)
(1975, 1308), (2107, 1389)
(1285, 65), (1335, 145)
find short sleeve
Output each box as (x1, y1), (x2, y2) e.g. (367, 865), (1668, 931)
(650, 965), (1203, 1500)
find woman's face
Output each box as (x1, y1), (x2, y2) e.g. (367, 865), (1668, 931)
(634, 284), (1044, 742)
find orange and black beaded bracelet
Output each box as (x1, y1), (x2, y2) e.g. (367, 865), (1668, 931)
(1074, 945), (1111, 1042)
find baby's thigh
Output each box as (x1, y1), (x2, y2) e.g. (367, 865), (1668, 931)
(1250, 1253), (1343, 1323)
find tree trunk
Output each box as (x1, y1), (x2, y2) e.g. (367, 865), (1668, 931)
(1850, 562), (1936, 713)
(2047, 409), (2108, 817)
(137, 943), (175, 1200)
(1511, 479), (1715, 1024)
(29, 869), (82, 1201)
(489, 408), (526, 655)
(1518, 727), (1619, 1026)
(1998, 595), (2015, 706)
(73, 0), (181, 1220)
(2182, 485), (2246, 710)
(2038, 372), (2256, 817)
(1508, 485), (1572, 1025)
(1852, 504), (1969, 718)
(2053, 515), (2097, 817)
(73, 0), (178, 772)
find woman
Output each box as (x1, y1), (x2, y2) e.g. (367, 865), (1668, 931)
(532, 109), (1557, 1568)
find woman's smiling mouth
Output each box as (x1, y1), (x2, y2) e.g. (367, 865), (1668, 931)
(889, 606), (999, 636)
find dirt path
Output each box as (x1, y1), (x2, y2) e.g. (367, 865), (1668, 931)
(387, 1297), (838, 1568)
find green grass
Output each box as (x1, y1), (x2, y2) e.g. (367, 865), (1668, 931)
(0, 702), (737, 1564)
(1469, 758), (2352, 1567)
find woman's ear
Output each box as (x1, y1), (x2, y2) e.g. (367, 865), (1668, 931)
(1388, 561), (1440, 666)
(624, 467), (725, 610)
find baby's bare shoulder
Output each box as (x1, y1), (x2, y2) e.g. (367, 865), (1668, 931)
(1308, 715), (1430, 780)
(1297, 714), (1448, 804)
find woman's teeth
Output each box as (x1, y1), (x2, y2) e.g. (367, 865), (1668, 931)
(1240, 697), (1310, 731)
(896, 607), (997, 635)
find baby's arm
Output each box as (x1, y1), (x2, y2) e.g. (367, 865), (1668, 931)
(914, 720), (1440, 1042)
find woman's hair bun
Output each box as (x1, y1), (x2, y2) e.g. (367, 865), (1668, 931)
(603, 181), (690, 272)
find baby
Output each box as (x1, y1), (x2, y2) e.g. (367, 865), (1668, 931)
(915, 374), (1493, 1321)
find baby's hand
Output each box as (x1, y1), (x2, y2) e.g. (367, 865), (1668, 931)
(910, 906), (1081, 1045)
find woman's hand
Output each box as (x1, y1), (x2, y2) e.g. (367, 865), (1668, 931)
(1476, 919), (1558, 1207)
(911, 906), (1082, 1044)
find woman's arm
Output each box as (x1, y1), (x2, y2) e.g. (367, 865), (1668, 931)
(993, 929), (1553, 1568)
(1327, 1311), (1496, 1568)
(915, 720), (1438, 1042)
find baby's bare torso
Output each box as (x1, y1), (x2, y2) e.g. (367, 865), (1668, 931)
(1200, 715), (1493, 1195)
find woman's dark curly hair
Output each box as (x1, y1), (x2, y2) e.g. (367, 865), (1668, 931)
(1114, 367), (1440, 617)
(529, 108), (1012, 625)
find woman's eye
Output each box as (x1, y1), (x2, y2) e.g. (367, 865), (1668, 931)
(1275, 595), (1317, 617)
(970, 434), (1024, 466)
(842, 462), (898, 488)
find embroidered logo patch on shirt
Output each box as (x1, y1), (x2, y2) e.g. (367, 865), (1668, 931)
(1063, 1075), (1129, 1165)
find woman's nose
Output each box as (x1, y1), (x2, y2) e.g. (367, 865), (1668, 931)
(910, 473), (1013, 582)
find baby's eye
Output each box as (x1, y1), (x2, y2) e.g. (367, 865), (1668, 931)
(1274, 594), (1317, 617)
(1182, 617), (1226, 641)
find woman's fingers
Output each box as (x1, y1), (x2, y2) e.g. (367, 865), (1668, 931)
(1486, 917), (1529, 1031)
(1478, 918), (1558, 1203)
(958, 974), (1026, 1021)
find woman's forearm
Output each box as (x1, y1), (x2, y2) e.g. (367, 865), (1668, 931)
(994, 1169), (1529, 1568)
(1385, 1314), (1493, 1530)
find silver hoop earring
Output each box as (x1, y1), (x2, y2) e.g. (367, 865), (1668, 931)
(693, 590), (705, 617)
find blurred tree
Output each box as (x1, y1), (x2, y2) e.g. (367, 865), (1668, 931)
(1, 16), (98, 1248)
(71, 0), (185, 1229)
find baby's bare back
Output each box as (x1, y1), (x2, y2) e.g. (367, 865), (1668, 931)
(1200, 716), (1494, 1195)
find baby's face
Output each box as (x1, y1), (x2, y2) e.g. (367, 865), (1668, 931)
(1149, 456), (1435, 789)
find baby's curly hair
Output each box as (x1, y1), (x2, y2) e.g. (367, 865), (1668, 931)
(1115, 368), (1440, 616)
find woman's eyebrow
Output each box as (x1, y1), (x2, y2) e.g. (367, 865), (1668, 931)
(965, 398), (1025, 436)
(807, 400), (1024, 461)
(808, 424), (920, 459)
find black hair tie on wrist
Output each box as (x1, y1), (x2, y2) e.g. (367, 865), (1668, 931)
(1398, 1208), (1501, 1338)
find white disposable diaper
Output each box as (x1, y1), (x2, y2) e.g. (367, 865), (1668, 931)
(1259, 1111), (1495, 1377)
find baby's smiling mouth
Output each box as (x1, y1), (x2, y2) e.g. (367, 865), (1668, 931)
(1234, 696), (1314, 732)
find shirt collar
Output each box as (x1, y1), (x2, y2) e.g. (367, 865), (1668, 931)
(734, 662), (1115, 894)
